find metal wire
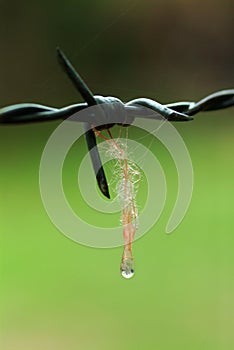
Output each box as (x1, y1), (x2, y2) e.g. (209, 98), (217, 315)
(1, 89), (233, 125)
(0, 48), (233, 198)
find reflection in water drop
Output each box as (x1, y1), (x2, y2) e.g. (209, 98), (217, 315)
(120, 257), (135, 279)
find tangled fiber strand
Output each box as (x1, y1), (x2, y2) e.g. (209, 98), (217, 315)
(96, 128), (141, 278)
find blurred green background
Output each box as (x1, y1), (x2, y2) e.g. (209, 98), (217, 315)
(0, 0), (234, 349)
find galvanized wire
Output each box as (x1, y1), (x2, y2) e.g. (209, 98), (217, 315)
(1, 89), (233, 125)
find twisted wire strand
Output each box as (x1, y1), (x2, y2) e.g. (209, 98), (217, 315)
(0, 47), (233, 198)
(1, 89), (233, 124)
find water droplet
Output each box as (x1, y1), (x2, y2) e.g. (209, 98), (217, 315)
(120, 258), (135, 279)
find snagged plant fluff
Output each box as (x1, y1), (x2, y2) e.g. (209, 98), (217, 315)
(96, 128), (141, 279)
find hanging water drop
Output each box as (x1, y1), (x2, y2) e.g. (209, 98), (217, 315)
(120, 220), (136, 279)
(120, 257), (135, 279)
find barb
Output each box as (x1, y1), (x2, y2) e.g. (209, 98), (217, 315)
(56, 48), (110, 199)
(0, 48), (233, 199)
(56, 47), (96, 106)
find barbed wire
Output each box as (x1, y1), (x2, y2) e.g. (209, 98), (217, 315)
(0, 48), (233, 198)
(1, 88), (233, 124)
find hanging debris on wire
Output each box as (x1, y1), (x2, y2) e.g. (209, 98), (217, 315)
(0, 48), (233, 278)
